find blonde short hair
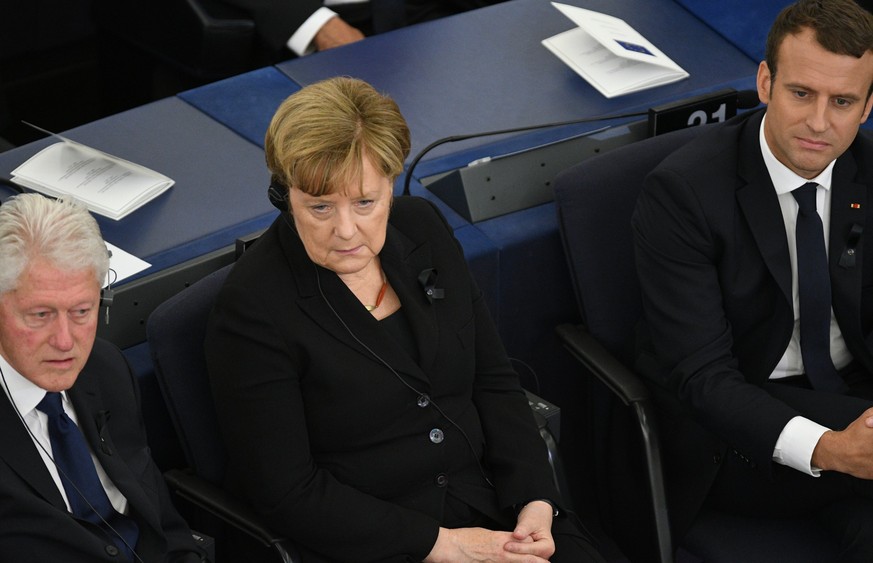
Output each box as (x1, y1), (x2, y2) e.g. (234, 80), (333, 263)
(265, 76), (411, 199)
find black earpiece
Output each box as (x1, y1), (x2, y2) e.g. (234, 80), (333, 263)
(100, 287), (114, 309)
(101, 248), (116, 323)
(267, 180), (288, 211)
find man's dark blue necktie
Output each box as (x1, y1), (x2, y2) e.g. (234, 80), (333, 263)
(792, 183), (849, 393)
(36, 392), (139, 560)
(371, 0), (406, 33)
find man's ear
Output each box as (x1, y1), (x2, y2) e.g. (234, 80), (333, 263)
(756, 60), (772, 106)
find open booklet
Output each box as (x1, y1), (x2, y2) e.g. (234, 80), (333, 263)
(10, 124), (174, 220)
(542, 3), (689, 98)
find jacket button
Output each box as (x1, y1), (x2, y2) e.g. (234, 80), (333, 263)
(417, 394), (430, 408)
(105, 545), (120, 557)
(429, 428), (444, 444)
(435, 473), (448, 487)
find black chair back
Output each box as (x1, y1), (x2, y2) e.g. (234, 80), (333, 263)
(555, 125), (705, 358)
(147, 264), (232, 484)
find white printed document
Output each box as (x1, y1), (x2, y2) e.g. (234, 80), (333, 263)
(105, 242), (151, 284)
(542, 3), (689, 98)
(11, 129), (174, 220)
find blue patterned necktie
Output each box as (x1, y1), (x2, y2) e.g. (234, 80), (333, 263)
(36, 392), (139, 560)
(792, 183), (849, 393)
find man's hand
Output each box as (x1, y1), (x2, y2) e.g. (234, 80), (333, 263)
(314, 16), (365, 51)
(812, 406), (873, 479)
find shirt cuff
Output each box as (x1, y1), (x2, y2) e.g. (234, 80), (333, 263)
(772, 416), (830, 476)
(287, 7), (338, 56)
(515, 498), (559, 517)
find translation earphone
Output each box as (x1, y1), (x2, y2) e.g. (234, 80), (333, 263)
(268, 180), (289, 211)
(100, 248), (116, 324)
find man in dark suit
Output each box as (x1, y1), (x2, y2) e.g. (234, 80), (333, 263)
(632, 0), (873, 558)
(219, 0), (502, 58)
(0, 194), (203, 562)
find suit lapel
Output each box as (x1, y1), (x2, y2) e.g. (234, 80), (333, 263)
(0, 391), (67, 510)
(68, 367), (162, 534)
(381, 225), (441, 371)
(829, 150), (867, 330)
(736, 116), (793, 305)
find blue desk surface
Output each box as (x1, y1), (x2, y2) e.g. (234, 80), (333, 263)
(178, 0), (759, 184)
(275, 0), (759, 175)
(0, 97), (276, 279)
(675, 0), (791, 63)
(178, 66), (301, 148)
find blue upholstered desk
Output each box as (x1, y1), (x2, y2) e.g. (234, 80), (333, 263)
(276, 0), (758, 169)
(180, 0), (760, 222)
(0, 97), (276, 275)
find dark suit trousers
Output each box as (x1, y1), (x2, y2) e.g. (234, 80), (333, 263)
(704, 366), (873, 561)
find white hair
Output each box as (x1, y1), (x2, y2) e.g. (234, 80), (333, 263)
(0, 194), (109, 294)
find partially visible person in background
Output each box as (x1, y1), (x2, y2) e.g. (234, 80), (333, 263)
(219, 0), (505, 56)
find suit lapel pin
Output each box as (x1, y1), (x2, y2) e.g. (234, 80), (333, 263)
(850, 203), (861, 209)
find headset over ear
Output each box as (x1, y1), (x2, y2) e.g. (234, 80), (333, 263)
(100, 285), (114, 309)
(268, 179), (288, 212)
(101, 248), (115, 325)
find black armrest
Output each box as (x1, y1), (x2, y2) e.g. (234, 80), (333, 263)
(556, 323), (648, 406)
(556, 323), (675, 563)
(164, 468), (300, 563)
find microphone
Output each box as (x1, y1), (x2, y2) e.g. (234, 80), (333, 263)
(401, 108), (647, 197)
(418, 268), (444, 303)
(401, 88), (759, 197)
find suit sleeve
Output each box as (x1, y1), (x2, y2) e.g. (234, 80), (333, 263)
(218, 0), (324, 51)
(632, 167), (800, 471)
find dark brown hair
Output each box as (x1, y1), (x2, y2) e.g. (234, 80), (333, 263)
(765, 0), (873, 89)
